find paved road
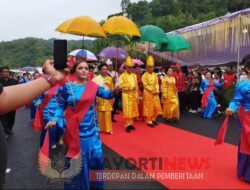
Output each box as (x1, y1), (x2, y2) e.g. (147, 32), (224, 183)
(3, 108), (165, 190)
(3, 107), (240, 189)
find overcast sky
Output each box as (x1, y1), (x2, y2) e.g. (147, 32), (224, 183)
(0, 0), (140, 41)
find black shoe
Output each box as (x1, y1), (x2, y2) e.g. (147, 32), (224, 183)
(152, 121), (159, 126)
(164, 118), (172, 123)
(126, 127), (132, 132)
(130, 125), (135, 130)
(8, 130), (14, 135)
(172, 118), (178, 122)
(147, 123), (155, 128)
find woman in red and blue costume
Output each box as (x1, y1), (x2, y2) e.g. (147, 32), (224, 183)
(34, 86), (63, 148)
(226, 60), (250, 183)
(200, 70), (223, 119)
(46, 61), (114, 190)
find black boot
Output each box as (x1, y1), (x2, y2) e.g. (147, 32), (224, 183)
(125, 127), (132, 133)
(112, 111), (117, 122)
(147, 123), (155, 128)
(130, 125), (135, 130)
(152, 121), (159, 126)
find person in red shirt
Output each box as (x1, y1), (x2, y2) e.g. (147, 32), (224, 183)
(173, 63), (187, 113)
(222, 65), (237, 110)
(88, 65), (95, 81)
(133, 64), (144, 120)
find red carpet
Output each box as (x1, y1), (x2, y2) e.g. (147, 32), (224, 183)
(101, 114), (250, 189)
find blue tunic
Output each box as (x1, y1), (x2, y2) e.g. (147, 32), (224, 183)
(229, 80), (250, 182)
(38, 89), (63, 147)
(199, 79), (223, 119)
(53, 82), (113, 190)
(30, 95), (43, 119)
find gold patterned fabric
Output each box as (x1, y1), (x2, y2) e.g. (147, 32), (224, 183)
(93, 75), (114, 133)
(119, 72), (139, 121)
(98, 111), (112, 133)
(94, 75), (114, 112)
(141, 72), (162, 122)
(161, 76), (179, 120)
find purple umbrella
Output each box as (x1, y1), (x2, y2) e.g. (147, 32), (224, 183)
(98, 47), (128, 59)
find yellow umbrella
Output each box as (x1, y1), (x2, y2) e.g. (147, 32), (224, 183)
(102, 16), (140, 71)
(56, 16), (106, 38)
(102, 16), (141, 37)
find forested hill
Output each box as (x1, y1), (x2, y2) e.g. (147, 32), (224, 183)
(125, 0), (250, 32)
(1, 0), (249, 68)
(0, 38), (93, 68)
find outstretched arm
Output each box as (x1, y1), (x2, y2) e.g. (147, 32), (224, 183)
(0, 60), (68, 115)
(97, 86), (114, 99)
(0, 78), (50, 114)
(226, 82), (245, 116)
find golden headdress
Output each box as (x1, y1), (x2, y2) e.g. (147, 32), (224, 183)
(125, 56), (134, 67)
(146, 55), (154, 67)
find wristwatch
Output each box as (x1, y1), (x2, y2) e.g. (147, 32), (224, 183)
(42, 74), (58, 87)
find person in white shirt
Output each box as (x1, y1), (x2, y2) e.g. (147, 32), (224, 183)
(106, 59), (119, 87)
(106, 59), (120, 121)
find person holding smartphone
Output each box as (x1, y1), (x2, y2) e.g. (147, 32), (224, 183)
(45, 61), (114, 190)
(0, 60), (68, 189)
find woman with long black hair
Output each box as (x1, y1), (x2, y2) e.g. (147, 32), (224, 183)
(226, 60), (250, 182)
(46, 61), (114, 189)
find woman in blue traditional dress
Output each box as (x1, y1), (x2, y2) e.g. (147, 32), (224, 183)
(226, 60), (250, 183)
(30, 94), (42, 120)
(46, 61), (114, 190)
(37, 86), (63, 148)
(199, 71), (223, 119)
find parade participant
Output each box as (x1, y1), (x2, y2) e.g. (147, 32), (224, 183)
(173, 63), (187, 113)
(161, 66), (179, 122)
(30, 94), (43, 120)
(223, 60), (250, 183)
(134, 64), (144, 120)
(200, 70), (223, 119)
(107, 59), (120, 122)
(142, 56), (162, 127)
(88, 65), (95, 81)
(93, 63), (114, 134)
(189, 71), (201, 113)
(0, 60), (67, 189)
(0, 66), (18, 135)
(222, 65), (237, 109)
(213, 71), (224, 111)
(200, 68), (208, 80)
(119, 56), (139, 132)
(30, 72), (41, 119)
(33, 84), (63, 148)
(46, 61), (114, 189)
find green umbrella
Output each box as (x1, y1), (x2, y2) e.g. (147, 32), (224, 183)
(139, 25), (168, 44)
(155, 34), (191, 52)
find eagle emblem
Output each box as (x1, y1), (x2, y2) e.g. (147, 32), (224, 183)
(38, 149), (83, 182)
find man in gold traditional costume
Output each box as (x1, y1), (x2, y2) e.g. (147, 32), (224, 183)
(119, 56), (139, 132)
(142, 56), (162, 127)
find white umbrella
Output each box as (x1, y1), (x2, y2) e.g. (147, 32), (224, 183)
(69, 49), (98, 62)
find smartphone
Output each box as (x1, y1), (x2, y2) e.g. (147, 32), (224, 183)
(53, 40), (67, 70)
